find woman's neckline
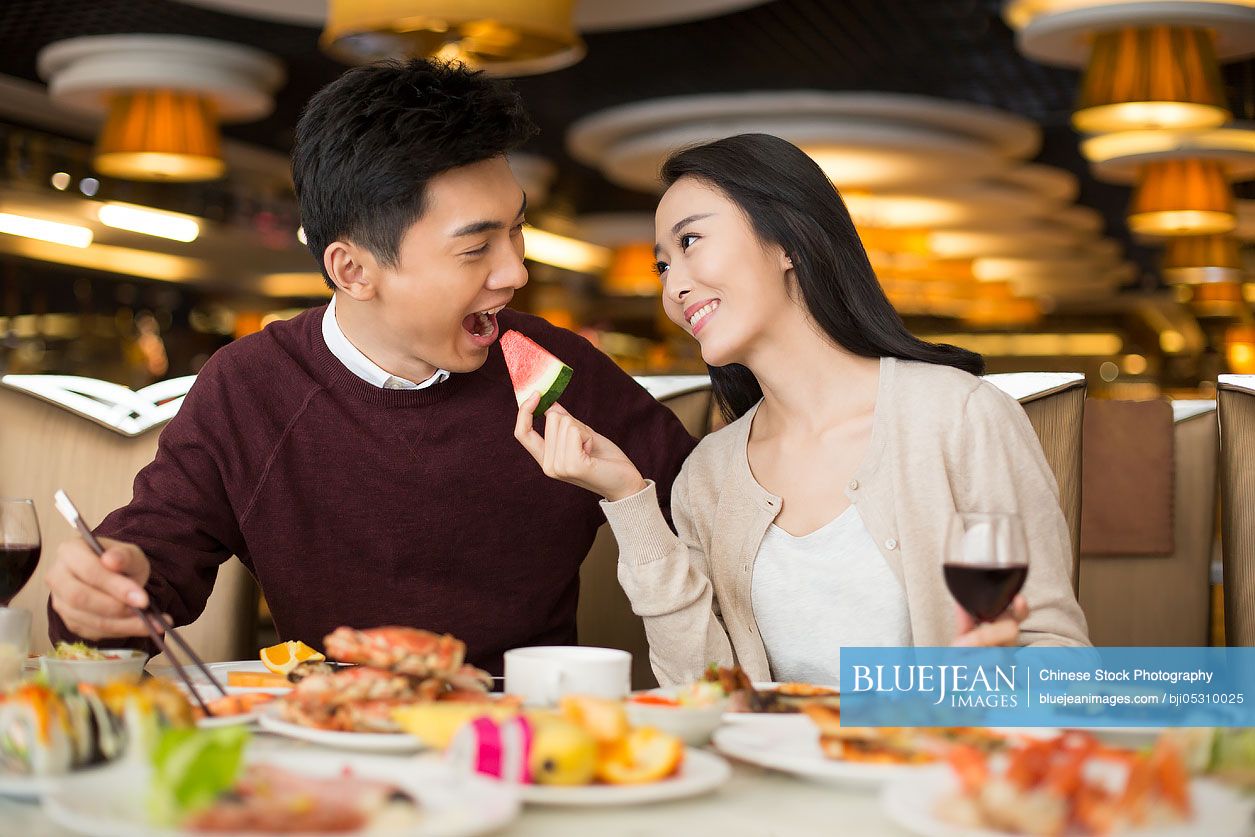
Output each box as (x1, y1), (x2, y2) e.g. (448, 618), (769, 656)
(738, 356), (894, 505)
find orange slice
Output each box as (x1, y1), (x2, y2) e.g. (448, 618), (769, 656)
(260, 640), (324, 675)
(560, 695), (628, 744)
(595, 726), (684, 785)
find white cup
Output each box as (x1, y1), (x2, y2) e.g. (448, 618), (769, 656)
(503, 646), (631, 706)
(0, 607), (31, 687)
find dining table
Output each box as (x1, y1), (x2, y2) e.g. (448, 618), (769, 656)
(0, 730), (905, 837)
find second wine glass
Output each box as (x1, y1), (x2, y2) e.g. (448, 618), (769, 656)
(943, 512), (1028, 623)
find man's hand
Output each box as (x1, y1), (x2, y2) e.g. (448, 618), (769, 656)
(514, 395), (649, 502)
(46, 538), (154, 640)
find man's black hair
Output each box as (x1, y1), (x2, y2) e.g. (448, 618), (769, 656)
(292, 59), (538, 287)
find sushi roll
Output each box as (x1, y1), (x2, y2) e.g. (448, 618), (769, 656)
(0, 683), (75, 775)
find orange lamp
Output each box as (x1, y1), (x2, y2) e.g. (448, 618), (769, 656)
(1075, 26), (1230, 134)
(94, 90), (225, 181)
(1128, 159), (1236, 237)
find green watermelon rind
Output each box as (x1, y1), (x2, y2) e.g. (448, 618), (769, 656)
(532, 363), (573, 416)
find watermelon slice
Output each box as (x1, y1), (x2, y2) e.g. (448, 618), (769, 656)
(501, 330), (573, 416)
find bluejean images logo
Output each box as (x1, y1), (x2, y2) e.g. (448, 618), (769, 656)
(850, 661), (1020, 708)
(840, 647), (1255, 728)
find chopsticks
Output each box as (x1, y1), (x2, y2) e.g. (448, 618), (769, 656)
(52, 489), (228, 716)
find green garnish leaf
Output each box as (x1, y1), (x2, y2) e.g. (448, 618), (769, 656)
(148, 726), (249, 825)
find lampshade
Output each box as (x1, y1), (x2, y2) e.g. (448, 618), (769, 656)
(1075, 26), (1230, 134)
(94, 90), (225, 181)
(1128, 159), (1236, 236)
(1189, 280), (1245, 317)
(1163, 234), (1245, 284)
(603, 243), (661, 296)
(322, 0), (584, 75)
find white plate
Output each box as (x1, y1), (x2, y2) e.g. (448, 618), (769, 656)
(0, 761), (108, 800)
(43, 748), (520, 837)
(713, 715), (928, 789)
(881, 765), (1255, 837)
(256, 701), (425, 752)
(151, 659), (293, 695)
(517, 747), (730, 806)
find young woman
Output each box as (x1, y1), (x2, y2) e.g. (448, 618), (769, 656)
(515, 133), (1090, 687)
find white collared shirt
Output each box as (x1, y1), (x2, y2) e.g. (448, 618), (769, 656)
(321, 295), (449, 390)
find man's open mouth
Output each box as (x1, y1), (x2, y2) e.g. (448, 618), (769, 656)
(462, 305), (506, 346)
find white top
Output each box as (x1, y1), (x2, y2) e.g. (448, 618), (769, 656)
(321, 295), (449, 390)
(751, 504), (912, 687)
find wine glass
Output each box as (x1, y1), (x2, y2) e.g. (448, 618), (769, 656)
(0, 498), (39, 684)
(943, 512), (1028, 623)
(0, 498), (41, 606)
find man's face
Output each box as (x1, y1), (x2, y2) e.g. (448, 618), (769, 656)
(368, 156), (529, 373)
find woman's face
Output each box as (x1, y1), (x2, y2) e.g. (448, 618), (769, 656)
(654, 176), (798, 367)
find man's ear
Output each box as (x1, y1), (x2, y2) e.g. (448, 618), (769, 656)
(324, 240), (377, 301)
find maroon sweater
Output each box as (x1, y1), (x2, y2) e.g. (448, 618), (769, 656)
(49, 308), (696, 674)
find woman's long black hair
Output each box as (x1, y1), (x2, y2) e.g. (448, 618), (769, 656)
(660, 133), (984, 423)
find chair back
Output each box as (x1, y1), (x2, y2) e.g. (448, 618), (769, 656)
(1219, 375), (1255, 645)
(1078, 401), (1216, 645)
(0, 376), (258, 662)
(984, 373), (1087, 590)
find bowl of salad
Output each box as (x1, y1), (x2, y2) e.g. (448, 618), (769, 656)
(625, 679), (730, 745)
(40, 642), (148, 687)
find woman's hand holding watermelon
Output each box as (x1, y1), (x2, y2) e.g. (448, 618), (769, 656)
(514, 394), (649, 502)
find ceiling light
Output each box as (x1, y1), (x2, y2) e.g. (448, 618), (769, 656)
(523, 225), (611, 273)
(0, 212), (92, 248)
(95, 90), (226, 181)
(1128, 159), (1236, 236)
(38, 35), (283, 182)
(97, 202), (201, 242)
(1074, 25), (1229, 133)
(1162, 234), (1244, 284)
(322, 0), (584, 75)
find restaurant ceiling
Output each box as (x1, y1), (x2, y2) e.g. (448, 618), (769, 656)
(0, 0), (1251, 284)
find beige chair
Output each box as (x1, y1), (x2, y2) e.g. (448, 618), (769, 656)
(1078, 401), (1217, 645)
(0, 376), (258, 663)
(984, 373), (1087, 588)
(579, 372), (1086, 688)
(1218, 375), (1255, 645)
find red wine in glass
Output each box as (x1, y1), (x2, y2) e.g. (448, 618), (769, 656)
(0, 499), (41, 606)
(945, 512), (1028, 624)
(943, 563), (1028, 623)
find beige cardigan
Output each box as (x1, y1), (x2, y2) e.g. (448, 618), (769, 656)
(601, 356), (1091, 687)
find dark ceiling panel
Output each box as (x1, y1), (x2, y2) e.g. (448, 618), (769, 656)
(0, 0), (1252, 282)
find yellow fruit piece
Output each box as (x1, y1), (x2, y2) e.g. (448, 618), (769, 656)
(391, 703), (520, 750)
(259, 640), (324, 675)
(559, 695), (628, 744)
(596, 726), (684, 785)
(226, 671), (291, 689)
(529, 718), (598, 786)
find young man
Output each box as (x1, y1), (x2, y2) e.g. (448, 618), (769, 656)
(45, 60), (696, 674)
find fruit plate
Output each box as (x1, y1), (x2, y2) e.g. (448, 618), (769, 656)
(517, 747), (730, 806)
(43, 749), (521, 837)
(256, 701), (425, 753)
(880, 765), (1255, 837)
